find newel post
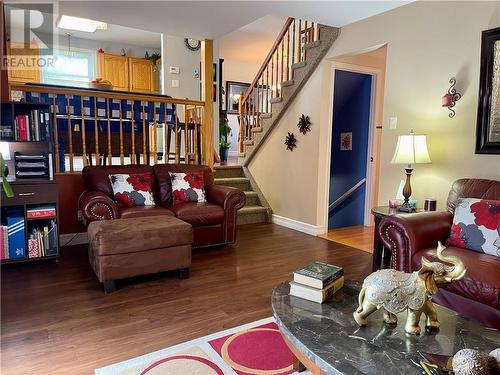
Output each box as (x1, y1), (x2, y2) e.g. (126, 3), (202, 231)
(201, 39), (214, 168)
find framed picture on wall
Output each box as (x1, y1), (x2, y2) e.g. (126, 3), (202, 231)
(476, 27), (500, 154)
(226, 81), (250, 114)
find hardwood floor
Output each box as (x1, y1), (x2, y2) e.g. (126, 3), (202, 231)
(318, 225), (374, 253)
(1, 223), (372, 375)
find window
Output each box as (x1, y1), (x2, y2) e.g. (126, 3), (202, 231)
(42, 49), (96, 86)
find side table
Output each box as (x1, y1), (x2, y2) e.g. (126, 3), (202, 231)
(371, 206), (423, 271)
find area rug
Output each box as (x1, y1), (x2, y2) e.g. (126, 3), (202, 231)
(95, 317), (309, 375)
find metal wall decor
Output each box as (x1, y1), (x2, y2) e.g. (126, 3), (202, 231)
(442, 78), (461, 118)
(297, 114), (311, 135)
(284, 132), (297, 151)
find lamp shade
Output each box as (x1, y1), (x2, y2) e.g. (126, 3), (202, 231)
(391, 132), (431, 165)
(0, 142), (11, 161)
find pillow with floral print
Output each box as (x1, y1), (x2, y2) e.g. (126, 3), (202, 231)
(108, 173), (155, 207)
(169, 172), (206, 205)
(447, 198), (500, 256)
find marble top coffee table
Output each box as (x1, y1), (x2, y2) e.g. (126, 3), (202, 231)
(272, 281), (500, 375)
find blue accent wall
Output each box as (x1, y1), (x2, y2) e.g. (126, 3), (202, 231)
(328, 70), (372, 229)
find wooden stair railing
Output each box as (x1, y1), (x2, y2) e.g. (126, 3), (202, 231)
(10, 84), (206, 173)
(238, 18), (319, 154)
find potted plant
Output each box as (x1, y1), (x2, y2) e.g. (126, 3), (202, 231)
(0, 154), (13, 198)
(219, 115), (231, 165)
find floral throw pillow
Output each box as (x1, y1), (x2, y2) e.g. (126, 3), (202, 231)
(109, 173), (155, 207)
(169, 172), (206, 205)
(447, 198), (500, 256)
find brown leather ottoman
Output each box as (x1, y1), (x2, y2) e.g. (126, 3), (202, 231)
(88, 216), (193, 293)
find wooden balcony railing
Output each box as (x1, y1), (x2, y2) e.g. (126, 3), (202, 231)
(238, 18), (319, 154)
(10, 84), (205, 173)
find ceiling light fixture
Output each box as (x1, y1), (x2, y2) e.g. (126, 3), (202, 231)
(57, 15), (107, 33)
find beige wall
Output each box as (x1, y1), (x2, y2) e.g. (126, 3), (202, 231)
(249, 1), (500, 230)
(161, 35), (201, 99)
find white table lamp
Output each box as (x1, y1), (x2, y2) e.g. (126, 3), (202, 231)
(391, 130), (431, 212)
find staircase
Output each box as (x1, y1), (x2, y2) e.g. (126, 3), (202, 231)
(238, 18), (339, 165)
(214, 165), (270, 224)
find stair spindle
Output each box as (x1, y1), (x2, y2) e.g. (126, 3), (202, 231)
(298, 19), (302, 62)
(119, 100), (124, 165)
(131, 101), (136, 164)
(66, 97), (74, 172)
(80, 96), (87, 167)
(93, 97), (100, 166)
(286, 28), (290, 81)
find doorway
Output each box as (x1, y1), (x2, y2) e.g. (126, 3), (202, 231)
(328, 69), (373, 230)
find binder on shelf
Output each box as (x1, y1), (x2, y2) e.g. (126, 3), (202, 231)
(7, 210), (25, 259)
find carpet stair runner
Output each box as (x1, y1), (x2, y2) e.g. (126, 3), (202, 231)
(214, 165), (269, 225)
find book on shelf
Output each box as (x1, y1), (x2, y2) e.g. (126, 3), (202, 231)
(0, 226), (9, 260)
(27, 205), (56, 219)
(28, 220), (57, 258)
(293, 261), (344, 289)
(8, 108), (50, 142)
(289, 276), (345, 303)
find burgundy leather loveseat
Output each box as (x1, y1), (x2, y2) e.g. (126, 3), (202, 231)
(79, 164), (246, 247)
(378, 178), (500, 329)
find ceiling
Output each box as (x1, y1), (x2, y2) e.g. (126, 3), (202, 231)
(6, 5), (161, 48)
(220, 15), (286, 62)
(57, 1), (411, 40)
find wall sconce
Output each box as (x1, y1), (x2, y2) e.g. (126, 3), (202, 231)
(442, 78), (461, 118)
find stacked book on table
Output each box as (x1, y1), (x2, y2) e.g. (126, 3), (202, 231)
(289, 261), (344, 303)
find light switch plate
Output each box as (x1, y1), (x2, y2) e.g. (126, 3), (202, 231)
(169, 66), (180, 74)
(389, 117), (397, 129)
(171, 79), (179, 88)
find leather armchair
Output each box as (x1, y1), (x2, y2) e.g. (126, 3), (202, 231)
(378, 178), (500, 329)
(79, 164), (246, 247)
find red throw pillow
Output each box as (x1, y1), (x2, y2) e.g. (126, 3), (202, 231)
(169, 172), (206, 205)
(108, 173), (155, 207)
(446, 198), (500, 256)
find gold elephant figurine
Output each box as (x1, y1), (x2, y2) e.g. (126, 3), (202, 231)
(353, 242), (466, 335)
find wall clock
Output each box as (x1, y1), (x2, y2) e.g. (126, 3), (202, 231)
(184, 38), (201, 51)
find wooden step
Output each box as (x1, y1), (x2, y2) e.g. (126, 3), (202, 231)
(251, 127), (263, 133)
(214, 165), (244, 178)
(244, 191), (260, 206)
(214, 177), (250, 191)
(260, 113), (272, 119)
(237, 205), (268, 224)
(270, 97), (283, 104)
(281, 79), (294, 87)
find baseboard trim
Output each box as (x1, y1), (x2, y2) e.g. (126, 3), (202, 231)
(59, 232), (88, 247)
(271, 214), (325, 236)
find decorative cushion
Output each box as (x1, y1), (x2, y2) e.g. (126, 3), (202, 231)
(169, 172), (206, 205)
(447, 198), (500, 256)
(108, 173), (155, 207)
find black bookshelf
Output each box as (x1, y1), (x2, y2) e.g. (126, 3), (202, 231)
(1, 102), (59, 265)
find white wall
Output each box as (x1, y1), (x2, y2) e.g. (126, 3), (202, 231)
(249, 1), (500, 230)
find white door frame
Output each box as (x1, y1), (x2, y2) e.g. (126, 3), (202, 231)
(323, 61), (382, 230)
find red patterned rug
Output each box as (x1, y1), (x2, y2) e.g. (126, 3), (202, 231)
(95, 317), (304, 375)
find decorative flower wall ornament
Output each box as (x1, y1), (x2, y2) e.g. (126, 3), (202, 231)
(297, 114), (311, 135)
(284, 132), (297, 151)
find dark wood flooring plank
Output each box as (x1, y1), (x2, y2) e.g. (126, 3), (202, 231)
(1, 223), (371, 375)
